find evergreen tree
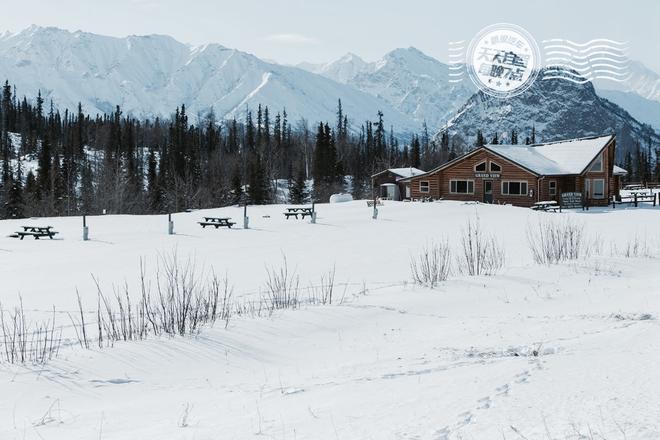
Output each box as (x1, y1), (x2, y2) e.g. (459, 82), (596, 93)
(511, 129), (518, 144)
(410, 135), (421, 168)
(247, 153), (269, 204)
(289, 163), (308, 204)
(231, 165), (243, 204)
(476, 130), (485, 147)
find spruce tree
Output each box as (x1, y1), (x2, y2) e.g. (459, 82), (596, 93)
(289, 164), (308, 204)
(410, 135), (421, 168)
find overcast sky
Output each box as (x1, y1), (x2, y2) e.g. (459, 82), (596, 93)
(3, 0), (659, 72)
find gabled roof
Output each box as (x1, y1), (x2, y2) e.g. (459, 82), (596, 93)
(486, 135), (614, 176)
(401, 134), (615, 180)
(371, 167), (426, 180)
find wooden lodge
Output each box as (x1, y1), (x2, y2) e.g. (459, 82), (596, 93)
(392, 135), (623, 208)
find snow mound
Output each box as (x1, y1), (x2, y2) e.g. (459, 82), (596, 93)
(329, 193), (354, 203)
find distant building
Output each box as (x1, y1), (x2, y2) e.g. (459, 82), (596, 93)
(395, 135), (619, 207)
(371, 167), (425, 200)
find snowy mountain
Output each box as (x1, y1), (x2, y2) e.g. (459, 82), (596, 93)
(0, 26), (420, 133)
(593, 61), (660, 130)
(598, 89), (660, 131)
(443, 69), (660, 157)
(594, 60), (660, 103)
(299, 52), (373, 84)
(301, 47), (475, 129)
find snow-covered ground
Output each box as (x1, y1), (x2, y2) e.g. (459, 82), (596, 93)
(1, 200), (660, 439)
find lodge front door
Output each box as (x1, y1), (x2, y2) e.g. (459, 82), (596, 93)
(483, 180), (493, 203)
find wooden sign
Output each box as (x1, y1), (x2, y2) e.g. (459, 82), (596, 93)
(474, 173), (501, 178)
(560, 192), (583, 209)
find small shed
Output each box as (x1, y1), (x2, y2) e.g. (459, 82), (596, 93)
(371, 167), (425, 200)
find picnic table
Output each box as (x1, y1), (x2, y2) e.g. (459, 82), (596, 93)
(532, 201), (559, 212)
(284, 207), (314, 219)
(198, 217), (236, 229)
(12, 225), (59, 240)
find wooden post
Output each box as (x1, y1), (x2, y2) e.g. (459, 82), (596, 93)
(311, 201), (317, 224)
(82, 215), (89, 241)
(168, 213), (174, 235)
(372, 195), (378, 219)
(634, 193), (638, 207)
(243, 201), (249, 229)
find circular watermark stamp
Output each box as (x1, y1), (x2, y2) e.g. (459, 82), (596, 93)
(466, 23), (541, 98)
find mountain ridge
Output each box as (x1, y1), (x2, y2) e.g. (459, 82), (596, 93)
(0, 25), (420, 133)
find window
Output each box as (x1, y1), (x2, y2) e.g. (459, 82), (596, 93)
(592, 179), (605, 199)
(475, 161), (487, 172)
(489, 162), (501, 172)
(502, 181), (528, 196)
(450, 180), (474, 194)
(589, 153), (603, 172)
(549, 180), (557, 196)
(419, 181), (430, 193)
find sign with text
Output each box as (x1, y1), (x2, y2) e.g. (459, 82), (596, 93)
(560, 192), (583, 209)
(474, 173), (501, 179)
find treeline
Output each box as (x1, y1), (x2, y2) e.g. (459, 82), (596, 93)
(0, 81), (466, 219)
(621, 141), (659, 183)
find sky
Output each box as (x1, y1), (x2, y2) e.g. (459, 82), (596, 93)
(2, 0), (659, 72)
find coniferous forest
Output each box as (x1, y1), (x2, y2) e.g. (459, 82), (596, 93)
(0, 81), (460, 219)
(0, 80), (657, 220)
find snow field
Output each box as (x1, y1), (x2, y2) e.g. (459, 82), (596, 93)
(1, 200), (659, 439)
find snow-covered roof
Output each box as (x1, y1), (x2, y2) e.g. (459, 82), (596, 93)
(485, 135), (614, 176)
(613, 165), (628, 176)
(372, 167), (426, 179)
(387, 168), (426, 179)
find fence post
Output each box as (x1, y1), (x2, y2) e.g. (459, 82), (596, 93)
(634, 193), (638, 208)
(168, 213), (174, 235)
(243, 201), (249, 229)
(82, 215), (89, 241)
(311, 201), (317, 224)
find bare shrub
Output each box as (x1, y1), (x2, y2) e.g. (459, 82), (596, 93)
(263, 255), (300, 311)
(527, 217), (586, 264)
(611, 234), (655, 259)
(410, 240), (452, 287)
(90, 251), (234, 347)
(308, 265), (337, 305)
(458, 216), (505, 276)
(2, 250), (348, 365)
(0, 299), (62, 365)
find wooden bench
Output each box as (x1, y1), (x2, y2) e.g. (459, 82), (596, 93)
(367, 200), (383, 207)
(198, 217), (236, 228)
(12, 226), (59, 240)
(284, 207), (313, 219)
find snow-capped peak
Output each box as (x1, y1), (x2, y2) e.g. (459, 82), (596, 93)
(0, 26), (420, 133)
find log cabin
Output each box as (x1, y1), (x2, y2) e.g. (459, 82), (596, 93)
(398, 135), (621, 207)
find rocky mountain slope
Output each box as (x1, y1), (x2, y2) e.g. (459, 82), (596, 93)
(443, 69), (660, 157)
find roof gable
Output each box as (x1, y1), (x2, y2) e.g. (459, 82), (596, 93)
(485, 135), (613, 176)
